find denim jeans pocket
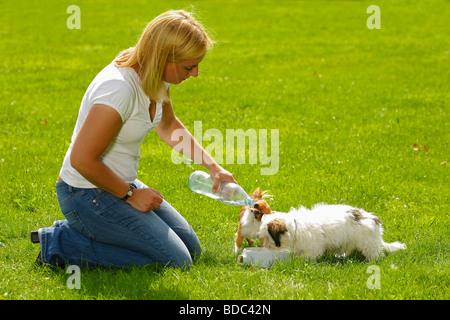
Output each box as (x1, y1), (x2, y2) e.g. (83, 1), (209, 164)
(56, 187), (86, 207)
(91, 190), (123, 215)
(64, 209), (97, 240)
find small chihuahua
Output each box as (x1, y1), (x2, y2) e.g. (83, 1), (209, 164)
(234, 187), (272, 252)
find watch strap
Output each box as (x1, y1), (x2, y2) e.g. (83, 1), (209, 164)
(122, 185), (135, 201)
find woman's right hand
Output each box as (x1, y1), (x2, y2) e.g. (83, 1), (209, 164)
(126, 188), (164, 212)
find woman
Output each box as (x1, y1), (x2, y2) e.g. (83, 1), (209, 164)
(32, 10), (236, 269)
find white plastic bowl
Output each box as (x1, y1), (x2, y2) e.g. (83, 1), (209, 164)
(238, 247), (290, 268)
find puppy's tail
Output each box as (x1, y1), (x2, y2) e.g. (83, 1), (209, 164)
(382, 241), (406, 252)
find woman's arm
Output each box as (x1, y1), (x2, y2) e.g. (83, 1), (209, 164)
(70, 104), (163, 212)
(155, 89), (237, 192)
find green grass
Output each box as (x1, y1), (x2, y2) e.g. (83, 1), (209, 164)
(0, 0), (448, 300)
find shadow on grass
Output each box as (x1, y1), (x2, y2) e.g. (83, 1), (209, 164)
(32, 260), (190, 299)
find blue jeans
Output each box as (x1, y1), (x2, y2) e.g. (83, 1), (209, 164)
(39, 180), (201, 269)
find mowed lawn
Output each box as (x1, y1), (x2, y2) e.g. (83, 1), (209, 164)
(0, 0), (448, 300)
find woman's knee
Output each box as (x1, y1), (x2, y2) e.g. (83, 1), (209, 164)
(166, 247), (194, 270)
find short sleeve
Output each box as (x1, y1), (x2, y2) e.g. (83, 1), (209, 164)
(90, 80), (134, 122)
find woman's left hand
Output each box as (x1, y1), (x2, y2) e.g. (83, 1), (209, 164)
(209, 166), (237, 193)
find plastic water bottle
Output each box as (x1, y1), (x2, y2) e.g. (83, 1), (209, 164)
(188, 171), (255, 206)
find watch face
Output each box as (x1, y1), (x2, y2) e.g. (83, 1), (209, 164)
(123, 186), (134, 200)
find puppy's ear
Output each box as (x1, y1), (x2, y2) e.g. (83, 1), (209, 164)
(267, 219), (287, 247)
(251, 187), (263, 200)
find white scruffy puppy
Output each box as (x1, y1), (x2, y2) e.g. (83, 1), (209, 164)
(259, 204), (406, 261)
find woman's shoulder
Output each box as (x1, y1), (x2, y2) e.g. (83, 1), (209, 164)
(97, 61), (138, 86)
(88, 62), (140, 98)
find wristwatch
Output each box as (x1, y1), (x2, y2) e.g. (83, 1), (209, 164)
(122, 185), (135, 201)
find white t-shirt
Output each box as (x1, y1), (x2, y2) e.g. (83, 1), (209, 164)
(59, 60), (169, 188)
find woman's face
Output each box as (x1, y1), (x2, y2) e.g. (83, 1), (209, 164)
(163, 56), (205, 84)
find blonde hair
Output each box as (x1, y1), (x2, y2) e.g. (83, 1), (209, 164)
(115, 10), (214, 102)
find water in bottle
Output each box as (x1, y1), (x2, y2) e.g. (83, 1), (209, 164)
(188, 171), (255, 206)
